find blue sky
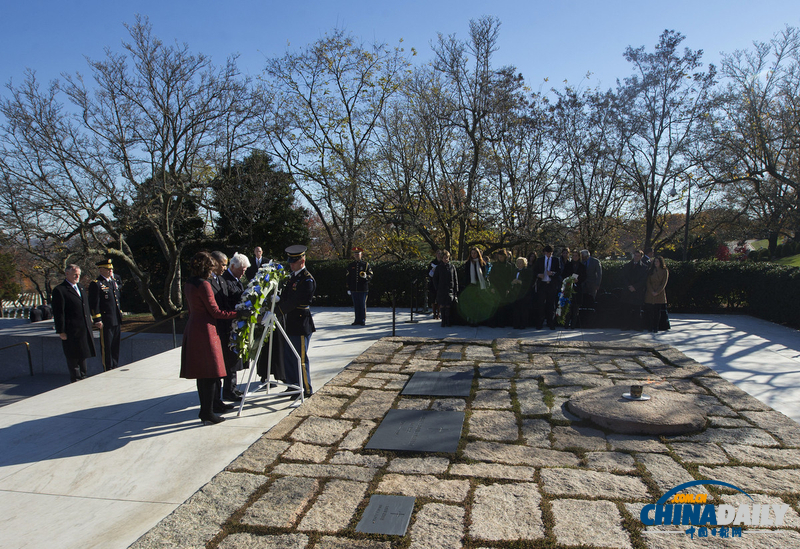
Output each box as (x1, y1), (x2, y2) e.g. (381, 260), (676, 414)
(1, 0), (798, 92)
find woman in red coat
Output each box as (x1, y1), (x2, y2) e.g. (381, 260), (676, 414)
(181, 251), (239, 425)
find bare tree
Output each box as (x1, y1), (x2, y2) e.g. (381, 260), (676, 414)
(263, 28), (412, 258)
(614, 30), (717, 251)
(0, 16), (260, 316)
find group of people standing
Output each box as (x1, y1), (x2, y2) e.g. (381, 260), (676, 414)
(51, 260), (123, 383)
(428, 246), (603, 330)
(181, 245), (317, 425)
(620, 249), (670, 332)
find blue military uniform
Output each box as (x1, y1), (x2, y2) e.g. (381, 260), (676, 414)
(346, 247), (373, 326)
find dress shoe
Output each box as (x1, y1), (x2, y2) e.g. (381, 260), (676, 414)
(222, 391), (242, 402)
(213, 402), (235, 413)
(199, 413), (225, 425)
(351, 321), (360, 326)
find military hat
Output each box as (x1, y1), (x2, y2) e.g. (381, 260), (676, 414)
(352, 247), (364, 253)
(285, 245), (308, 262)
(96, 259), (114, 269)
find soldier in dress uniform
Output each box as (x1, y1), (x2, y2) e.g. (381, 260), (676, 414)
(88, 259), (123, 371)
(277, 245), (316, 398)
(345, 247), (373, 326)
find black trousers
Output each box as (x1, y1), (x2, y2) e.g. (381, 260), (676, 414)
(536, 282), (558, 328)
(65, 356), (87, 382)
(100, 324), (121, 371)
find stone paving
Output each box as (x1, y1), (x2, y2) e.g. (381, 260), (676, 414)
(131, 337), (800, 548)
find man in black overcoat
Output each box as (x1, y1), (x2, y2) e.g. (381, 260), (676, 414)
(88, 259), (123, 371)
(620, 250), (648, 330)
(52, 264), (96, 382)
(245, 246), (264, 280)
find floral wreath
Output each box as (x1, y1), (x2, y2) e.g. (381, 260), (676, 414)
(229, 260), (289, 363)
(556, 273), (580, 326)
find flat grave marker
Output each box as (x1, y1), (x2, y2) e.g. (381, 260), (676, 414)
(365, 409), (465, 453)
(402, 371), (473, 397)
(355, 494), (415, 536)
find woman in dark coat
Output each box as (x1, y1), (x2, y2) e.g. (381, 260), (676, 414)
(509, 257), (533, 329)
(458, 247), (493, 325)
(181, 251), (239, 425)
(433, 250), (459, 327)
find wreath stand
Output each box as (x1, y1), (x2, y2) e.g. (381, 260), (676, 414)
(236, 300), (305, 416)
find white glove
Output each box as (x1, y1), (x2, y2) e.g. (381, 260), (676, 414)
(347, 290), (351, 296)
(271, 294), (280, 303)
(260, 311), (274, 326)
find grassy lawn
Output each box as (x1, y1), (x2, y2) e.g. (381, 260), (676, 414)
(776, 254), (800, 267)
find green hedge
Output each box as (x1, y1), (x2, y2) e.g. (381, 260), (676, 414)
(306, 259), (800, 328)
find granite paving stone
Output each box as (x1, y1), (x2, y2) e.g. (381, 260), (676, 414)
(463, 440), (580, 467)
(351, 377), (386, 389)
(430, 398), (467, 412)
(263, 414), (304, 439)
(315, 537), (392, 549)
(720, 444), (800, 466)
(376, 474), (470, 502)
(609, 434), (679, 454)
(515, 380), (549, 415)
(552, 425), (608, 451)
(696, 377), (774, 411)
(697, 466), (800, 493)
(329, 451), (387, 468)
(272, 463), (378, 482)
(470, 482), (544, 541)
(521, 418), (552, 447)
(290, 416), (355, 445)
(468, 410), (518, 441)
(639, 530), (800, 548)
(227, 439), (290, 473)
(449, 463), (535, 481)
(402, 359), (440, 372)
(636, 452), (700, 494)
(585, 451), (638, 473)
(387, 456), (450, 474)
(472, 389), (512, 409)
(292, 394), (349, 417)
(241, 477), (319, 528)
(670, 442), (730, 465)
(550, 397), (582, 421)
(551, 385), (586, 397)
(741, 411), (800, 446)
(551, 499), (632, 549)
(478, 363), (517, 378)
(316, 385), (360, 398)
(338, 419), (376, 450)
(540, 468), (650, 499)
(282, 442), (330, 463)
(218, 533), (309, 549)
(708, 416), (751, 428)
(396, 398), (431, 410)
(340, 389), (397, 419)
(477, 378), (511, 390)
(465, 346), (496, 360)
(721, 493), (800, 528)
(409, 503), (465, 549)
(298, 479), (368, 532)
(669, 427), (779, 446)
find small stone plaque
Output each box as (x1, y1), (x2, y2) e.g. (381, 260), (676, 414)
(402, 371), (473, 397)
(356, 494), (415, 535)
(365, 409), (465, 453)
(440, 351), (463, 360)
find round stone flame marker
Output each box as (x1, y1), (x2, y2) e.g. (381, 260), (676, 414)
(567, 385), (706, 435)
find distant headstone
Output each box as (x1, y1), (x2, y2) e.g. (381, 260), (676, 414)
(366, 409), (464, 453)
(355, 494), (415, 536)
(402, 371), (473, 397)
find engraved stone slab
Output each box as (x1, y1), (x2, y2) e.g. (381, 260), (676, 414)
(365, 409), (465, 453)
(567, 386), (707, 435)
(440, 351), (463, 360)
(355, 495), (415, 536)
(402, 371), (473, 397)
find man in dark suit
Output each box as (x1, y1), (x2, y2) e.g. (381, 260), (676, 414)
(533, 245), (563, 329)
(52, 264), (96, 382)
(245, 246), (264, 280)
(221, 252), (250, 400)
(278, 245), (316, 399)
(88, 259), (123, 371)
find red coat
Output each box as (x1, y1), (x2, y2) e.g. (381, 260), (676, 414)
(180, 279), (237, 379)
